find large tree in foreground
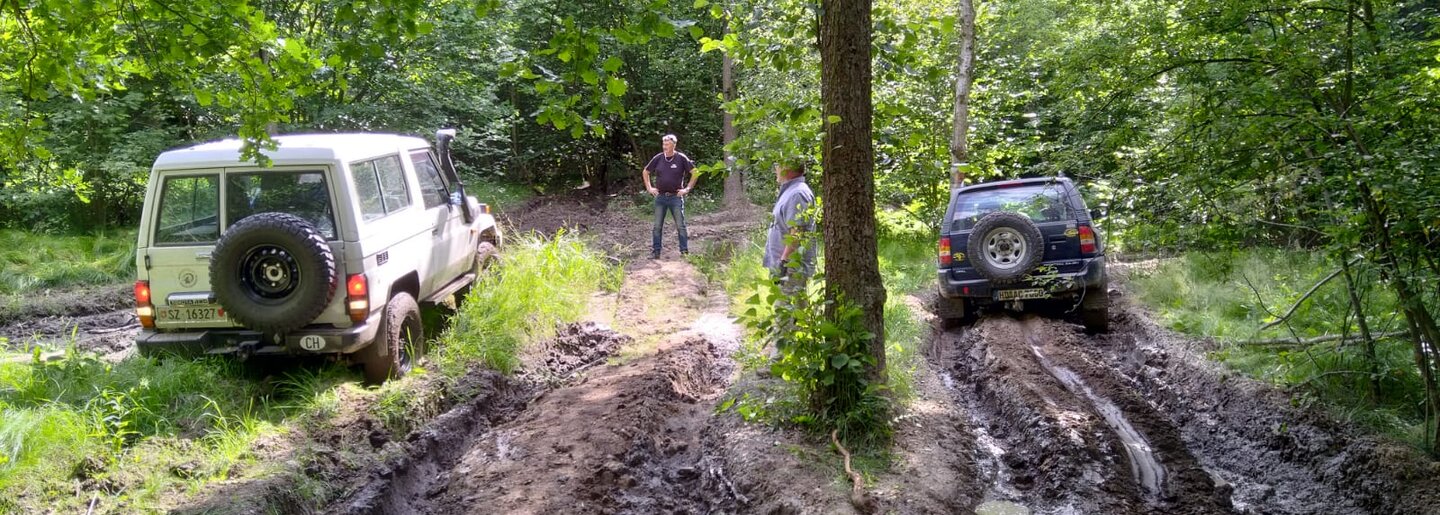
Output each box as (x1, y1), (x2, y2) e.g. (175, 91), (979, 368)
(820, 0), (886, 383)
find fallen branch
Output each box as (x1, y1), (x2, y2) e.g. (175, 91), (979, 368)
(1240, 330), (1407, 347)
(831, 429), (876, 514)
(1259, 257), (1362, 331)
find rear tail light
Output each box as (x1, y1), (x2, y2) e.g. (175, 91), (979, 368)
(134, 280), (155, 329)
(1079, 225), (1096, 254)
(346, 274), (369, 323)
(938, 237), (952, 266)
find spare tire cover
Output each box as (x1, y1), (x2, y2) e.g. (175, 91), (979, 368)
(211, 212), (337, 334)
(966, 211), (1045, 284)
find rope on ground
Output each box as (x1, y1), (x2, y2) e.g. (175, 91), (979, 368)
(831, 429), (876, 513)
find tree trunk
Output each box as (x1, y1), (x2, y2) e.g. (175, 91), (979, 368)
(949, 0), (976, 187)
(721, 22), (744, 208)
(1340, 257), (1381, 403)
(820, 0), (886, 384)
(1361, 187), (1440, 448)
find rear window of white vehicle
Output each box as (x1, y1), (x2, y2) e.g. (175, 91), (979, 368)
(225, 171), (337, 239)
(951, 184), (1070, 231)
(154, 175), (220, 245)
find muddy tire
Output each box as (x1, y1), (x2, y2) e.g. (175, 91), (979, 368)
(933, 295), (973, 329)
(967, 211), (1044, 284)
(1080, 287), (1109, 333)
(211, 213), (336, 334)
(456, 241), (498, 306)
(359, 292), (424, 385)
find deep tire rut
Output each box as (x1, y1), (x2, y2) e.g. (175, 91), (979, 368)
(937, 313), (1231, 514)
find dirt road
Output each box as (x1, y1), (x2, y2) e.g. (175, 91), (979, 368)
(8, 192), (1437, 514)
(320, 195), (1440, 514)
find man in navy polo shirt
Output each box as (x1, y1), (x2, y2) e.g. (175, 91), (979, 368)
(642, 134), (698, 259)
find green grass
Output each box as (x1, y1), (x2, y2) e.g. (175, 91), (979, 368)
(0, 230), (617, 512)
(0, 229), (136, 295)
(438, 230), (621, 376)
(1128, 249), (1432, 450)
(0, 346), (346, 511)
(467, 175), (537, 212)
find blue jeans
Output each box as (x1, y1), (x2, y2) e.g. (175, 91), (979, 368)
(652, 194), (688, 254)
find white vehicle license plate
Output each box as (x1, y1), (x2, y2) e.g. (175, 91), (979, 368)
(995, 288), (1049, 301)
(157, 305), (226, 322)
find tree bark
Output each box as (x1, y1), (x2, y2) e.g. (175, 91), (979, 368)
(949, 0), (976, 187)
(721, 38), (743, 208)
(820, 0), (886, 384)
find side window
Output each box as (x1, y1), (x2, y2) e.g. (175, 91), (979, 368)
(411, 150), (450, 209)
(374, 155), (411, 213)
(154, 175), (220, 245)
(350, 161), (386, 221)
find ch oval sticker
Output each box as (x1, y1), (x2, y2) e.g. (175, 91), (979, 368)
(299, 335), (326, 351)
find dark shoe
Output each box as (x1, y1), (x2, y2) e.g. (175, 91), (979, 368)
(680, 250), (690, 256)
(650, 251), (660, 259)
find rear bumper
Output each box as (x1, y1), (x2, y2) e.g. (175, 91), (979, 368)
(938, 255), (1107, 300)
(136, 310), (382, 357)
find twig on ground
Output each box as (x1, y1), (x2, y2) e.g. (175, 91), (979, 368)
(1239, 330), (1408, 347)
(831, 429), (876, 513)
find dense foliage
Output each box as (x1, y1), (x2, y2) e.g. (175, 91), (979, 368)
(0, 0), (726, 231)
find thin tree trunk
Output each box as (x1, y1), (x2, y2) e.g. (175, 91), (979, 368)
(1362, 187), (1440, 449)
(949, 0), (976, 187)
(721, 12), (743, 208)
(1340, 257), (1381, 403)
(820, 0), (886, 384)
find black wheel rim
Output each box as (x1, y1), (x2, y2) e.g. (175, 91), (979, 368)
(239, 244), (302, 302)
(398, 316), (421, 373)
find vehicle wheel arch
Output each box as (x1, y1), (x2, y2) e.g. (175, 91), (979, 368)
(388, 271), (421, 303)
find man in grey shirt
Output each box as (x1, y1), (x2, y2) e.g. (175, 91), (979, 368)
(763, 160), (816, 282)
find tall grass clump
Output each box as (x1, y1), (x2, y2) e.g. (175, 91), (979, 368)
(0, 344), (354, 511)
(438, 231), (620, 375)
(1129, 249), (1429, 447)
(0, 229), (136, 294)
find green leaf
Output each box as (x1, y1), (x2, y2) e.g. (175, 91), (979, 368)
(831, 354), (849, 368)
(194, 90), (213, 107)
(606, 77), (628, 97)
(581, 70), (599, 85)
(693, 0), (709, 7)
(689, 26), (705, 40)
(602, 56), (623, 72)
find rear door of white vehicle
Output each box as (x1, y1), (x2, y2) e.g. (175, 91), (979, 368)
(139, 169), (236, 329)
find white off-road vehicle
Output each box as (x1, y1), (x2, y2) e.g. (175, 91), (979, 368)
(133, 131), (501, 383)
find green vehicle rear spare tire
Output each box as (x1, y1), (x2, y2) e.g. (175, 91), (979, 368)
(211, 212), (337, 334)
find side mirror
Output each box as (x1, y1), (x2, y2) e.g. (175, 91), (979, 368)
(1090, 209), (1104, 220)
(450, 191), (464, 206)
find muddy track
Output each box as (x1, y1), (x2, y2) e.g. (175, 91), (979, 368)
(1, 284), (138, 359)
(925, 293), (1440, 515)
(933, 310), (1230, 514)
(1094, 310), (1440, 514)
(325, 197), (754, 514)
